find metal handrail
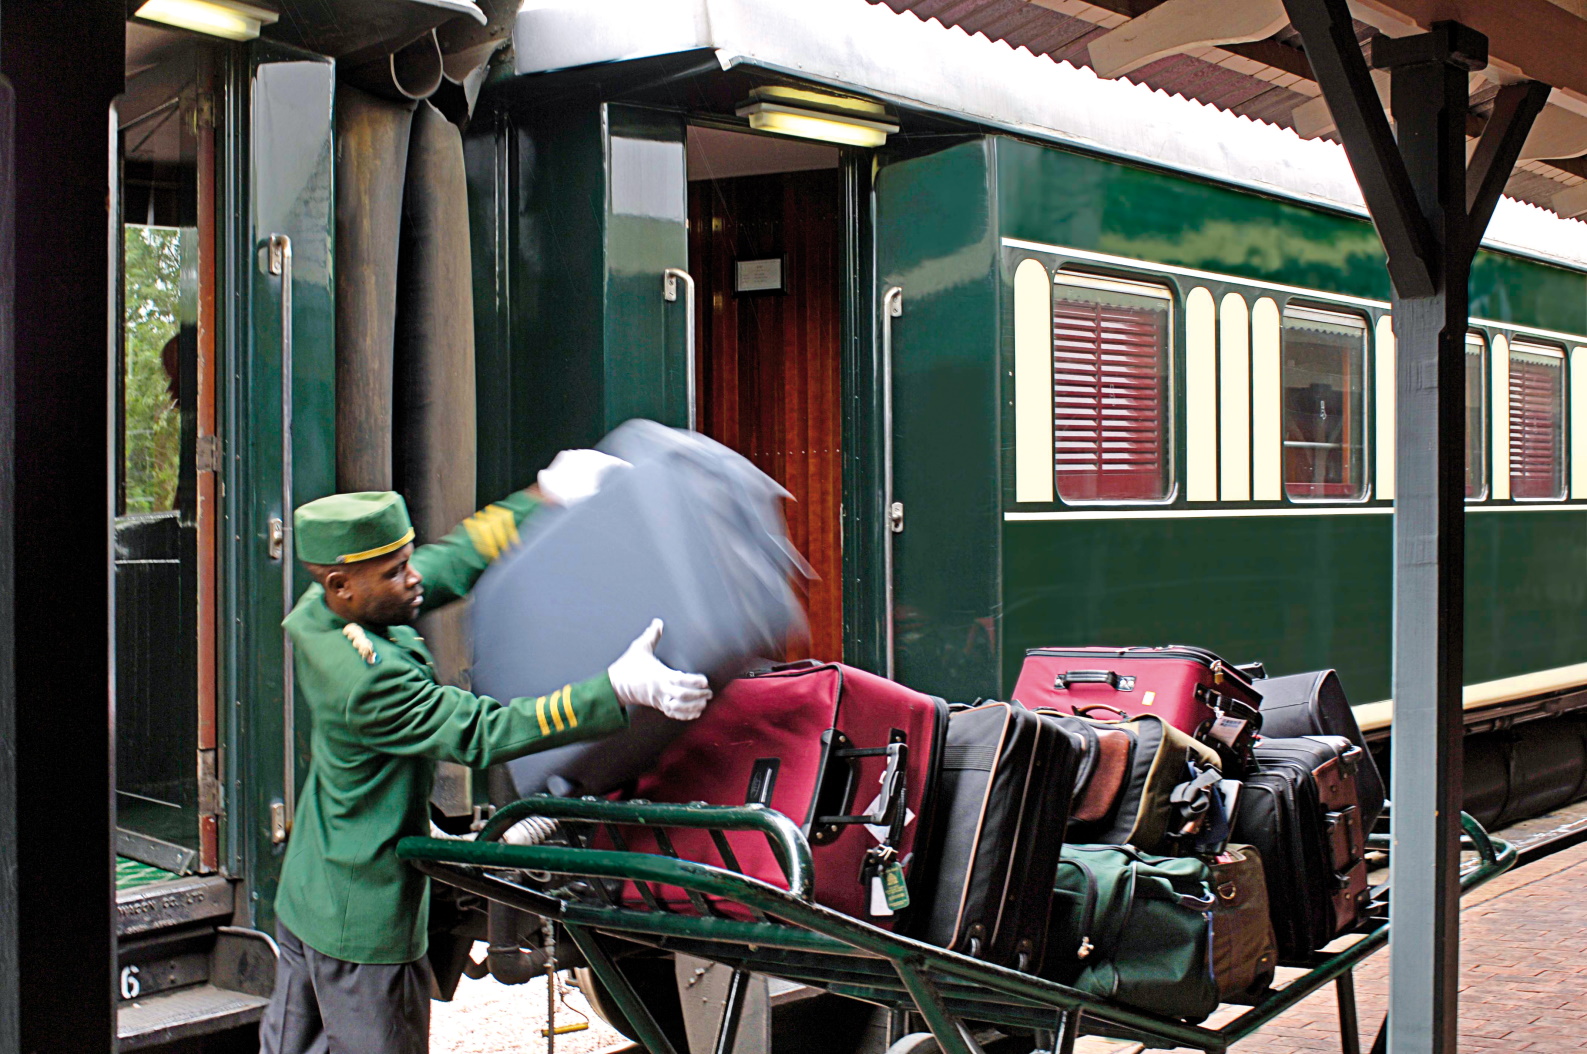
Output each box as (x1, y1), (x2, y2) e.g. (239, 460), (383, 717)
(471, 796), (813, 901)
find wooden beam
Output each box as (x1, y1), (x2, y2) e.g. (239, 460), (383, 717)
(1355, 0), (1587, 105)
(1519, 101), (1587, 162)
(1467, 80), (1552, 248)
(1222, 37), (1314, 80)
(1087, 0), (1291, 77)
(1281, 0), (1437, 295)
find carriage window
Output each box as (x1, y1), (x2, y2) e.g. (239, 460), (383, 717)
(1282, 306), (1367, 501)
(1052, 273), (1171, 502)
(1466, 332), (1487, 500)
(1509, 341), (1566, 500)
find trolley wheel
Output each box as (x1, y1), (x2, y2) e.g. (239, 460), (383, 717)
(886, 1033), (942, 1054)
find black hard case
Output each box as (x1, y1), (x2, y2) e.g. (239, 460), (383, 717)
(1252, 669), (1384, 830)
(918, 702), (1084, 972)
(1233, 735), (1370, 962)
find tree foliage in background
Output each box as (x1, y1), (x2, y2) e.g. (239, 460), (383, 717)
(124, 225), (183, 513)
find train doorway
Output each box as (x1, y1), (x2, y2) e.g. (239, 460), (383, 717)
(115, 23), (222, 878)
(686, 126), (847, 661)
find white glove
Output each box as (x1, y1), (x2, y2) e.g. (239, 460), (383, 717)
(537, 448), (630, 507)
(607, 619), (712, 720)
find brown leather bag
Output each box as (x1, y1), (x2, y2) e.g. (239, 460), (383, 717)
(1072, 726), (1132, 823)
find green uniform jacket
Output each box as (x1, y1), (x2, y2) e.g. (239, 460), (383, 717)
(275, 490), (627, 964)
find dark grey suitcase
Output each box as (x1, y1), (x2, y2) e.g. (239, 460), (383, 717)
(917, 702), (1083, 972)
(1253, 669), (1384, 831)
(468, 421), (810, 798)
(1234, 735), (1371, 963)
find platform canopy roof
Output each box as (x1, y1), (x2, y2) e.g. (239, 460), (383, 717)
(877, 0), (1587, 220)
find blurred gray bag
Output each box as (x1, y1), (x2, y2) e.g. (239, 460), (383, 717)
(469, 420), (811, 798)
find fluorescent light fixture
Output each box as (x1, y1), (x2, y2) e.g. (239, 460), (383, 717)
(735, 89), (899, 148)
(134, 0), (279, 42)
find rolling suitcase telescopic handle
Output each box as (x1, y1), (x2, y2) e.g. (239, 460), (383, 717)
(815, 741), (909, 828)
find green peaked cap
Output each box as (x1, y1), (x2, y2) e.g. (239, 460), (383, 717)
(294, 491), (415, 564)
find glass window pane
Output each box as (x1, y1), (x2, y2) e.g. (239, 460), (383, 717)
(1510, 341), (1566, 500)
(123, 224), (184, 514)
(1466, 332), (1487, 499)
(1283, 306), (1367, 501)
(1052, 274), (1171, 503)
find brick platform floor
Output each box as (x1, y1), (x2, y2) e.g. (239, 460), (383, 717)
(1134, 840), (1587, 1053)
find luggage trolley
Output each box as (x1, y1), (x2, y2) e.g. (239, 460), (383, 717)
(398, 797), (1514, 1054)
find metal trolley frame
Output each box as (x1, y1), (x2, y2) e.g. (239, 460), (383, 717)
(398, 798), (1514, 1054)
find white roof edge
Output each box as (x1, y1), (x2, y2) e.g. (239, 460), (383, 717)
(514, 0), (1587, 272)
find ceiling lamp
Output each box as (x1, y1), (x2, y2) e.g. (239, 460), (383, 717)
(735, 86), (898, 148)
(134, 0), (280, 42)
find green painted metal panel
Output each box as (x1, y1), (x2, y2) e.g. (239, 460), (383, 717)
(467, 99), (609, 500)
(876, 139), (1002, 701)
(996, 137), (1587, 334)
(225, 43), (335, 929)
(1002, 516), (1394, 701)
(467, 95), (688, 503)
(1466, 509), (1587, 684)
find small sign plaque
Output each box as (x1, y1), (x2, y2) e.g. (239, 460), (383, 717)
(735, 256), (786, 294)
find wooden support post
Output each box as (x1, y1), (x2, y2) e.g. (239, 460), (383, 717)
(1279, 3), (1549, 1052)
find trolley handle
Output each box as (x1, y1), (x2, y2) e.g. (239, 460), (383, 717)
(477, 796), (814, 901)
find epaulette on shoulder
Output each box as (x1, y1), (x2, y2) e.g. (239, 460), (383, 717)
(342, 623), (380, 665)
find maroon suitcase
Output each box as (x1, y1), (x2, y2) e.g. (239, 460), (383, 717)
(617, 662), (949, 931)
(1013, 646), (1262, 742)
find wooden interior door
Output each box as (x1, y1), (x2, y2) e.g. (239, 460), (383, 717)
(689, 168), (844, 660)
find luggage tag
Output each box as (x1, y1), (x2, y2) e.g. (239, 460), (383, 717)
(1205, 700), (1261, 775)
(862, 763), (913, 917)
(864, 845), (911, 915)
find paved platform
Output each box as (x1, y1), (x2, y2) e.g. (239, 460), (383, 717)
(1118, 839), (1587, 1054)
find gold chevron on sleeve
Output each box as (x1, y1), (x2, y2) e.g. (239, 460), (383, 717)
(561, 685), (578, 728)
(548, 686), (566, 733)
(489, 504), (521, 552)
(462, 512), (500, 561)
(534, 695), (551, 737)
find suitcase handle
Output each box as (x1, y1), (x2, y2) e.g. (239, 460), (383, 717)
(1056, 670), (1135, 691)
(815, 742), (908, 829)
(1072, 702), (1131, 723)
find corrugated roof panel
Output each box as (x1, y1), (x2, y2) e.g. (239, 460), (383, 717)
(880, 0), (1581, 214)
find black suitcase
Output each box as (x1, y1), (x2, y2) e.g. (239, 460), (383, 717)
(1252, 670), (1384, 830)
(918, 702), (1083, 972)
(1234, 735), (1370, 963)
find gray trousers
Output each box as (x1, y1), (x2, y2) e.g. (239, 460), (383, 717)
(258, 922), (431, 1054)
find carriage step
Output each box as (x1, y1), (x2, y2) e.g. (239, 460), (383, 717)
(117, 983), (270, 1050)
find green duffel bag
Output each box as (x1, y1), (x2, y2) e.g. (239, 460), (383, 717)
(1045, 844), (1277, 1023)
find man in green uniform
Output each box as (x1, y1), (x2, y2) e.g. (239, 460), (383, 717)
(259, 454), (710, 1054)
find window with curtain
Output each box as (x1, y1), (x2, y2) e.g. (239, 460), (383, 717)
(1052, 273), (1172, 502)
(1509, 341), (1566, 500)
(1466, 332), (1487, 499)
(1282, 306), (1367, 500)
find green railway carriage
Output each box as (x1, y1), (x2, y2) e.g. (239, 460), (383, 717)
(105, 0), (1587, 1045)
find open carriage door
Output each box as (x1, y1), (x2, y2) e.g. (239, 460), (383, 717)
(873, 139), (1001, 700)
(234, 44), (335, 920)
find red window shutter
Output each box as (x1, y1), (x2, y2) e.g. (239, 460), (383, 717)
(1053, 299), (1166, 501)
(1510, 355), (1564, 499)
